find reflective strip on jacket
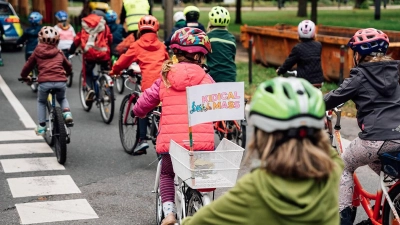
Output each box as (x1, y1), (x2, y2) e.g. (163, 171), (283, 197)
(123, 0), (150, 31)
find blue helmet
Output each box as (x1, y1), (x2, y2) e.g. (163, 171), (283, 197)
(55, 10), (68, 22)
(29, 12), (43, 25)
(105, 10), (117, 23)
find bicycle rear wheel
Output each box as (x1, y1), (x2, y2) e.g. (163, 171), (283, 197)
(67, 73), (73, 87)
(53, 107), (67, 164)
(119, 94), (139, 154)
(156, 188), (164, 225)
(44, 103), (54, 146)
(186, 188), (203, 217)
(115, 76), (125, 94)
(79, 71), (93, 112)
(383, 183), (400, 225)
(99, 76), (115, 124)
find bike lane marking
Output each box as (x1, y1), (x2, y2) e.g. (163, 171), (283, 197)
(0, 75), (36, 129)
(0, 143), (53, 156)
(0, 157), (65, 173)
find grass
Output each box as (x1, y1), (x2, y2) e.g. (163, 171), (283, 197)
(236, 62), (357, 117)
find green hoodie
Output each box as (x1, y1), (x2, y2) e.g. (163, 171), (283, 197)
(182, 149), (344, 225)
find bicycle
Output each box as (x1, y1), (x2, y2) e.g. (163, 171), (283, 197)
(18, 77), (73, 165)
(214, 107), (247, 148)
(28, 66), (39, 92)
(118, 63), (160, 155)
(111, 55), (125, 95)
(327, 104), (400, 225)
(63, 49), (74, 88)
(72, 54), (115, 124)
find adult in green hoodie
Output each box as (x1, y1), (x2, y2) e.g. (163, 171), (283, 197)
(183, 77), (344, 225)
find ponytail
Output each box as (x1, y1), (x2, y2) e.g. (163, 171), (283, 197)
(161, 59), (173, 88)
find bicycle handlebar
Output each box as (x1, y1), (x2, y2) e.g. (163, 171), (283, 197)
(18, 77), (37, 82)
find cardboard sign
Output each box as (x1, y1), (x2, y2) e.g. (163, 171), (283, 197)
(186, 82), (245, 126)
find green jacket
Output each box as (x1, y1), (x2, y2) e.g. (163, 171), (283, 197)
(182, 149), (344, 225)
(206, 29), (236, 82)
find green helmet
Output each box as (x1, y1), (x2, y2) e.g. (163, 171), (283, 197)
(249, 77), (325, 132)
(209, 6), (230, 26)
(183, 6), (200, 21)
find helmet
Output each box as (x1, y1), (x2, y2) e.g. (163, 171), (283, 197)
(28, 12), (43, 25)
(170, 27), (211, 55)
(55, 10), (68, 22)
(173, 11), (185, 22)
(105, 10), (117, 24)
(183, 6), (200, 22)
(347, 28), (389, 56)
(138, 15), (159, 32)
(38, 26), (60, 46)
(298, 20), (316, 39)
(249, 77), (325, 133)
(209, 6), (230, 27)
(91, 10), (106, 19)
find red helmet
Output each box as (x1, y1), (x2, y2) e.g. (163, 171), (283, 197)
(347, 28), (389, 56)
(170, 27), (212, 55)
(138, 15), (159, 32)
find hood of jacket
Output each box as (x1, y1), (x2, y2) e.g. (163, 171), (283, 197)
(82, 14), (102, 28)
(34, 43), (60, 59)
(167, 63), (207, 91)
(136, 33), (164, 52)
(358, 60), (400, 96)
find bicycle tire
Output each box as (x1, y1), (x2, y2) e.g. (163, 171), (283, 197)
(119, 94), (139, 154)
(30, 69), (38, 93)
(156, 188), (164, 225)
(99, 76), (115, 124)
(66, 73), (73, 87)
(186, 188), (203, 217)
(382, 183), (400, 225)
(115, 76), (125, 94)
(53, 107), (67, 164)
(44, 103), (54, 146)
(79, 71), (93, 112)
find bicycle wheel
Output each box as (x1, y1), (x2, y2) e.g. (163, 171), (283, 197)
(99, 76), (115, 124)
(186, 188), (203, 217)
(66, 73), (73, 87)
(115, 76), (125, 94)
(156, 188), (164, 225)
(44, 103), (54, 146)
(383, 183), (400, 225)
(231, 120), (246, 148)
(119, 94), (139, 154)
(30, 69), (38, 93)
(53, 107), (67, 164)
(79, 71), (93, 112)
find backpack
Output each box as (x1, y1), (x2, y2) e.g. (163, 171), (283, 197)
(80, 21), (111, 61)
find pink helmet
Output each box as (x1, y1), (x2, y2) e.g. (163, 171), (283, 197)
(298, 20), (316, 39)
(38, 26), (60, 46)
(170, 27), (211, 55)
(347, 28), (389, 56)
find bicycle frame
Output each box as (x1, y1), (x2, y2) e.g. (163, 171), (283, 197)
(214, 120), (241, 137)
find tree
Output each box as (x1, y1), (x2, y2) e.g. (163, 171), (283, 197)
(311, 0), (317, 23)
(297, 0), (307, 17)
(235, 0), (242, 24)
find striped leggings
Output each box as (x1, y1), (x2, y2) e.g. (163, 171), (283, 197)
(160, 154), (175, 203)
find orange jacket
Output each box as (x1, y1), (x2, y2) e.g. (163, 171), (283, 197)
(111, 32), (169, 91)
(115, 33), (135, 55)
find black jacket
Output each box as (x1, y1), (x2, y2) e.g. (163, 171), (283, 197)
(277, 40), (324, 84)
(324, 60), (400, 141)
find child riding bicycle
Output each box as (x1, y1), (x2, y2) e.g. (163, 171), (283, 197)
(324, 28), (400, 225)
(182, 77), (344, 225)
(54, 10), (76, 58)
(110, 15), (169, 155)
(132, 27), (215, 225)
(20, 26), (73, 136)
(17, 12), (43, 61)
(276, 20), (324, 86)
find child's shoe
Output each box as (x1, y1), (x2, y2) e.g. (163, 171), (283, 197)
(161, 213), (176, 225)
(0, 58), (4, 67)
(35, 125), (46, 136)
(63, 112), (73, 123)
(85, 89), (95, 104)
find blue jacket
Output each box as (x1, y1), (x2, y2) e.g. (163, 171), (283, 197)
(108, 23), (123, 45)
(17, 25), (42, 54)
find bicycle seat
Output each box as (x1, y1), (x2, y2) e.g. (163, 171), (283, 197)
(48, 89), (59, 95)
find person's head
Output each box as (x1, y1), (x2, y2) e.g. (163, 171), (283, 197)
(55, 10), (69, 29)
(183, 6), (200, 22)
(298, 20), (316, 41)
(91, 9), (106, 20)
(208, 6), (230, 29)
(173, 11), (186, 23)
(138, 15), (159, 36)
(105, 10), (117, 24)
(247, 77), (335, 180)
(38, 26), (60, 46)
(348, 28), (390, 65)
(29, 12), (43, 26)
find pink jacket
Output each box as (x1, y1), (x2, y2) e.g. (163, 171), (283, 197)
(133, 63), (215, 154)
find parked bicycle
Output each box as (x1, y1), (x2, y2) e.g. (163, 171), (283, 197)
(18, 77), (73, 165)
(327, 104), (400, 225)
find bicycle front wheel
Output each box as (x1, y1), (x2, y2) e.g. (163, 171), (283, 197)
(30, 69), (38, 93)
(115, 76), (125, 94)
(186, 188), (203, 217)
(66, 73), (73, 87)
(232, 120), (246, 148)
(44, 103), (54, 146)
(79, 71), (93, 112)
(53, 107), (67, 164)
(119, 94), (139, 154)
(383, 183), (400, 225)
(156, 188), (164, 225)
(99, 76), (115, 124)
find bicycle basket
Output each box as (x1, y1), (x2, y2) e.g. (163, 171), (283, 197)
(169, 139), (244, 189)
(378, 141), (400, 178)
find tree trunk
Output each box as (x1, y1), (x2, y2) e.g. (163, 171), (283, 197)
(32, 0), (45, 19)
(18, 0), (29, 17)
(297, 0), (307, 17)
(311, 0), (317, 23)
(251, 0), (255, 11)
(374, 0), (381, 20)
(235, 0), (242, 24)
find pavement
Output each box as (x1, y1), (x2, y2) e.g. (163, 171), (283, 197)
(0, 48), (379, 224)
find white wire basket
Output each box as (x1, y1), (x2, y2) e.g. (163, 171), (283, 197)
(169, 138), (245, 189)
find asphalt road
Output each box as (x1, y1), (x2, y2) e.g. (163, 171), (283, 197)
(0, 48), (378, 224)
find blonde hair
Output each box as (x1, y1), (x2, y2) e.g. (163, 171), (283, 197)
(369, 55), (394, 62)
(247, 129), (335, 180)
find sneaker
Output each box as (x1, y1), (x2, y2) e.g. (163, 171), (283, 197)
(63, 112), (73, 123)
(35, 125), (46, 136)
(85, 89), (95, 104)
(133, 139), (149, 154)
(161, 213), (176, 225)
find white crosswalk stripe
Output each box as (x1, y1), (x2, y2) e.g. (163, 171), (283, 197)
(0, 143), (53, 156)
(0, 130), (43, 142)
(1, 157), (65, 173)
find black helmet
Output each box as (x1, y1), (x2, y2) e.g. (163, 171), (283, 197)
(91, 10), (106, 19)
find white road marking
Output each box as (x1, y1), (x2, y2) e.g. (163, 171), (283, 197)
(0, 143), (52, 156)
(342, 138), (351, 150)
(0, 75), (36, 129)
(16, 199), (98, 224)
(0, 130), (42, 142)
(1, 157), (65, 173)
(7, 175), (81, 198)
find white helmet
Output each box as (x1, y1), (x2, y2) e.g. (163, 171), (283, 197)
(298, 20), (316, 39)
(173, 11), (186, 22)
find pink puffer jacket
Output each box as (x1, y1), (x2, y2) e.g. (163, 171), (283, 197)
(133, 62), (215, 154)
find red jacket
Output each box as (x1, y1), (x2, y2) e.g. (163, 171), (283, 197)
(111, 32), (169, 91)
(21, 43), (72, 83)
